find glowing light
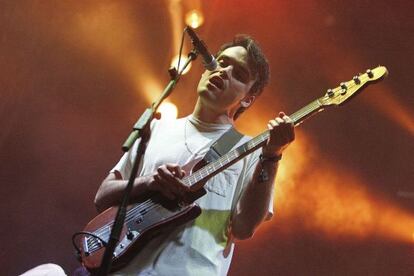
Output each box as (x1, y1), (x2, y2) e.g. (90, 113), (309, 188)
(284, 154), (414, 243)
(64, 2), (160, 104)
(185, 9), (204, 29)
(170, 54), (192, 75)
(362, 86), (414, 136)
(158, 102), (178, 121)
(238, 113), (414, 244)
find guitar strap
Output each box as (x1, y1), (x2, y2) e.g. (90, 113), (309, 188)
(185, 126), (245, 203)
(204, 127), (245, 210)
(203, 126), (247, 251)
(203, 127), (244, 164)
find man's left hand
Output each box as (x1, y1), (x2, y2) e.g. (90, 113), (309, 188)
(262, 111), (295, 157)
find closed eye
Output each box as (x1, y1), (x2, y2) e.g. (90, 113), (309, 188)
(218, 56), (250, 83)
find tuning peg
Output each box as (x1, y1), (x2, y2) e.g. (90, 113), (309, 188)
(127, 231), (135, 240)
(340, 82), (347, 95)
(327, 89), (334, 97)
(366, 69), (374, 78)
(353, 76), (361, 84)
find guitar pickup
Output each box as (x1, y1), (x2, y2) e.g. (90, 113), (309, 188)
(134, 215), (144, 224)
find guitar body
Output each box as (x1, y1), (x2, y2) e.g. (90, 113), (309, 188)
(79, 192), (204, 273)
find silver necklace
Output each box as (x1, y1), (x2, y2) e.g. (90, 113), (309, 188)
(184, 117), (198, 155)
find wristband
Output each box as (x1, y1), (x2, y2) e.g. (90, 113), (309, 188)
(259, 153), (282, 163)
(258, 153), (282, 182)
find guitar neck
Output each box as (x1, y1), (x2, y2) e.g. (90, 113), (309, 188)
(290, 98), (324, 126)
(183, 98), (324, 191)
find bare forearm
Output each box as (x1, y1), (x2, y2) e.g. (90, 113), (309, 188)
(231, 159), (278, 239)
(94, 173), (149, 213)
(230, 111), (295, 239)
(94, 164), (189, 213)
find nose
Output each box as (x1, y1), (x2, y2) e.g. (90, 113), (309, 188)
(218, 65), (233, 80)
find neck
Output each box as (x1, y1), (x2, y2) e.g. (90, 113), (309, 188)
(192, 98), (235, 125)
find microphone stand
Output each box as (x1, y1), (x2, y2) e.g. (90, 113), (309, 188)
(97, 50), (198, 276)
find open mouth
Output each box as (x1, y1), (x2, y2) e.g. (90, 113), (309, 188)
(208, 75), (225, 90)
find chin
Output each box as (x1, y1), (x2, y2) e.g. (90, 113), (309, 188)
(198, 90), (220, 108)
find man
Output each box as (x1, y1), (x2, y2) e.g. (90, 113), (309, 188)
(94, 35), (295, 275)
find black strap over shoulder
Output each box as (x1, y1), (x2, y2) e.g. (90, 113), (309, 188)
(203, 127), (244, 164)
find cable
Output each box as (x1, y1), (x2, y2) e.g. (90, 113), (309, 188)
(175, 27), (187, 78)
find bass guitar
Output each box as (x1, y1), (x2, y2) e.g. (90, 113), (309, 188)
(74, 66), (388, 272)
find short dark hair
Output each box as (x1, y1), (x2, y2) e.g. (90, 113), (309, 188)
(216, 35), (270, 119)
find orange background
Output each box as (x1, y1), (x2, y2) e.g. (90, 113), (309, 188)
(1, 1), (413, 275)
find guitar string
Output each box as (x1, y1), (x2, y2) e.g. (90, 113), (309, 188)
(88, 193), (181, 249)
(87, 132), (290, 250)
(91, 143), (241, 239)
(86, 202), (154, 250)
(87, 81), (364, 249)
(89, 130), (308, 249)
(290, 102), (320, 123)
(89, 131), (271, 249)
(87, 97), (334, 249)
(95, 199), (155, 235)
(87, 200), (160, 251)
(185, 100), (321, 188)
(87, 162), (213, 250)
(191, 134), (262, 183)
(88, 199), (155, 243)
(88, 153), (252, 250)
(87, 101), (323, 250)
(291, 100), (320, 119)
(93, 199), (153, 235)
(186, 133), (267, 188)
(88, 204), (165, 252)
(87, 204), (162, 252)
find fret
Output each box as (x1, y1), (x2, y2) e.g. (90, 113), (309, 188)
(188, 175), (196, 184)
(199, 170), (205, 178)
(183, 177), (191, 186)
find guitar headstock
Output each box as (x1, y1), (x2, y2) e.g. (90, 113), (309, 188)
(319, 66), (388, 107)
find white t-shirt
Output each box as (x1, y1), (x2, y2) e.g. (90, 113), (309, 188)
(110, 115), (273, 276)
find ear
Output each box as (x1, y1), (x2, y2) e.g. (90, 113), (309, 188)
(240, 95), (256, 108)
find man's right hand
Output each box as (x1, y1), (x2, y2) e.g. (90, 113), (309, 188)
(144, 164), (190, 200)
(95, 164), (190, 212)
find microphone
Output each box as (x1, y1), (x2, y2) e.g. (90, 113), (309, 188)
(185, 26), (217, 71)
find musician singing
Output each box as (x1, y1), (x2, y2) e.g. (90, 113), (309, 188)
(94, 35), (295, 275)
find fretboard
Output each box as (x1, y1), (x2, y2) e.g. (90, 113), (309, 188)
(183, 98), (324, 191)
